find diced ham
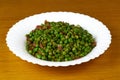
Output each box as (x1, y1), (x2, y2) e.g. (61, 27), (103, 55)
(57, 45), (62, 50)
(40, 43), (44, 48)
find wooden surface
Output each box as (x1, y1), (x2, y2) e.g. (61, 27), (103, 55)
(0, 0), (120, 80)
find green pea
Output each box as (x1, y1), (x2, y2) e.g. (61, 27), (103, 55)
(50, 30), (54, 34)
(80, 40), (84, 45)
(55, 54), (59, 58)
(85, 43), (88, 46)
(67, 33), (71, 37)
(65, 58), (69, 61)
(36, 44), (39, 47)
(26, 21), (96, 62)
(36, 53), (42, 59)
(41, 56), (46, 60)
(79, 52), (85, 57)
(28, 50), (32, 54)
(68, 38), (73, 42)
(61, 37), (65, 41)
(48, 55), (52, 59)
(45, 48), (49, 53)
(75, 35), (79, 39)
(68, 57), (72, 61)
(65, 48), (69, 52)
(59, 41), (63, 44)
(64, 39), (68, 44)
(30, 38), (33, 41)
(72, 47), (76, 51)
(33, 48), (38, 53)
(56, 58), (61, 62)
(62, 51), (66, 55)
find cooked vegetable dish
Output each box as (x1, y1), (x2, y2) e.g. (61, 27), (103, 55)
(26, 21), (96, 61)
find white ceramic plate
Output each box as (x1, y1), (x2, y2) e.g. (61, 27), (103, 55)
(6, 12), (112, 67)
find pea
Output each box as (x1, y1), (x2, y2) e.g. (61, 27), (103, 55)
(65, 58), (69, 61)
(85, 43), (88, 46)
(61, 37), (65, 41)
(56, 58), (61, 62)
(75, 35), (79, 39)
(33, 48), (38, 53)
(64, 39), (68, 44)
(55, 54), (59, 58)
(62, 51), (66, 55)
(48, 51), (52, 55)
(72, 47), (76, 51)
(48, 55), (52, 59)
(68, 38), (73, 42)
(80, 40), (84, 45)
(41, 56), (46, 60)
(36, 53), (42, 59)
(45, 48), (49, 53)
(28, 50), (32, 54)
(80, 52), (86, 57)
(26, 21), (96, 62)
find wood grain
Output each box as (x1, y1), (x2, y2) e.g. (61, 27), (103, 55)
(0, 0), (120, 80)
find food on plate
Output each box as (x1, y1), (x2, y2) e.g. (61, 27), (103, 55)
(26, 20), (96, 62)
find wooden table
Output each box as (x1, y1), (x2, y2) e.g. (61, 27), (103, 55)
(0, 0), (120, 80)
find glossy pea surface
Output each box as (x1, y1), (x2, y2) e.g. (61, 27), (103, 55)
(26, 21), (96, 62)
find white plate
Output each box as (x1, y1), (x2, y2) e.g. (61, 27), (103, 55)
(6, 12), (112, 67)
